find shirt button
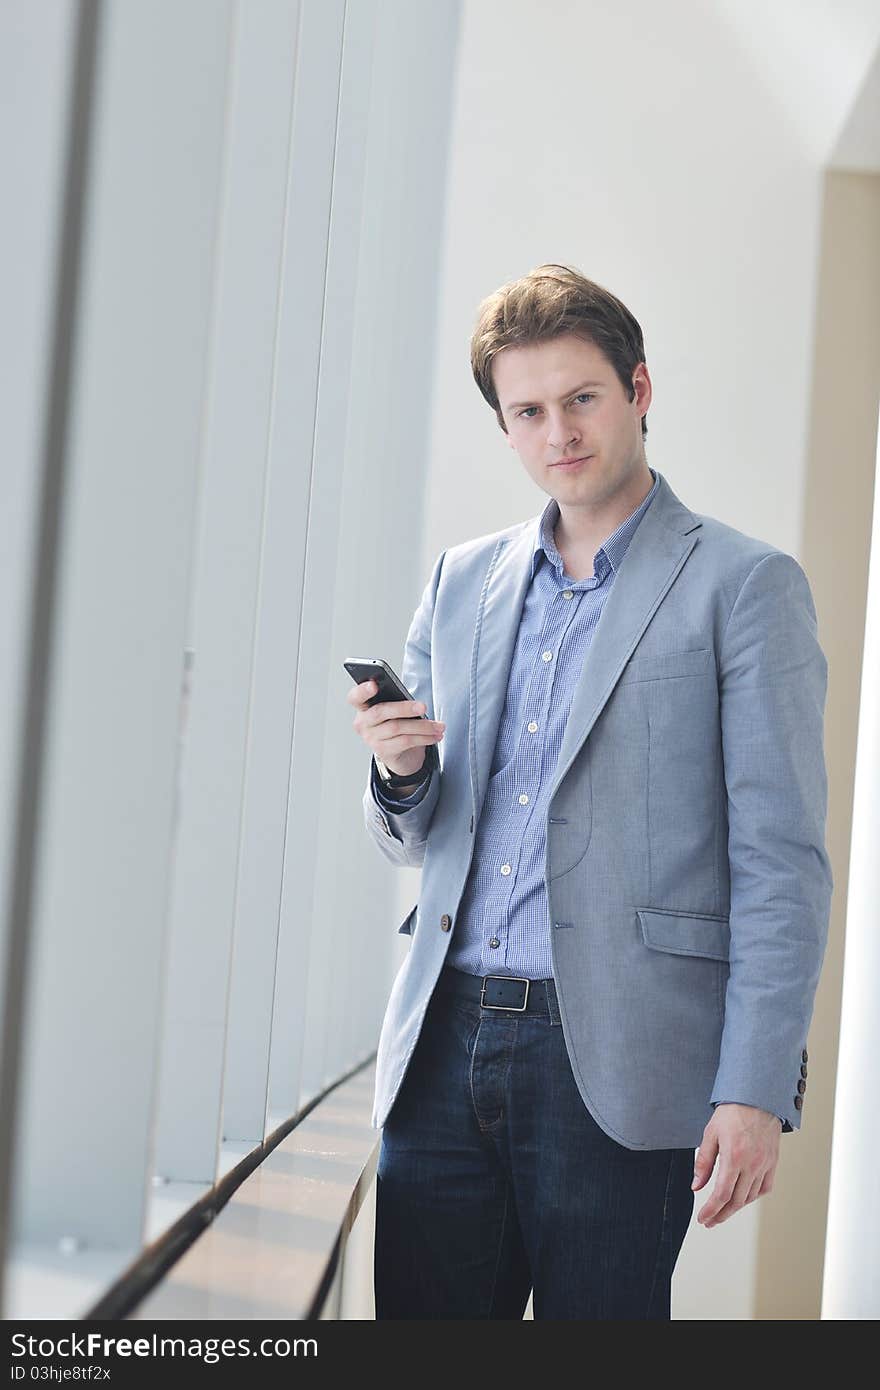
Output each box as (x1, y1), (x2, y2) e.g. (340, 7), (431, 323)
(440, 913), (452, 931)
(489, 937), (500, 948)
(500, 863), (512, 875)
(527, 721), (538, 733)
(542, 650), (553, 661)
(562, 589), (573, 600)
(518, 793), (529, 804)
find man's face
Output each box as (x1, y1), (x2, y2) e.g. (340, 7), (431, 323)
(492, 332), (652, 514)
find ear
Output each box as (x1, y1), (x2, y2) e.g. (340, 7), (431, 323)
(633, 362), (652, 413)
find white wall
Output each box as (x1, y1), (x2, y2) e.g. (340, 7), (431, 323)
(424, 0), (880, 565)
(415, 0), (880, 1320)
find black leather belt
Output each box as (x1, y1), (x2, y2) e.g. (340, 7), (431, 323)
(436, 965), (556, 1013)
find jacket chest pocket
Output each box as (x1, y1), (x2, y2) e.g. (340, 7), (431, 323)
(616, 646), (713, 686)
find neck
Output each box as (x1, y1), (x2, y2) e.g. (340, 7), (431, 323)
(554, 464), (653, 554)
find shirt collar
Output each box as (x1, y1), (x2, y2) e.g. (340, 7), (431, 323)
(531, 466), (659, 581)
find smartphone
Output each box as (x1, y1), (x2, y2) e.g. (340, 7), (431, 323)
(343, 657), (439, 771)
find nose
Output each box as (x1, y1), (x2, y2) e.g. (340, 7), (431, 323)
(545, 413), (580, 451)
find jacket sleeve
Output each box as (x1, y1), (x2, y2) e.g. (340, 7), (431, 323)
(372, 760), (434, 813)
(710, 551), (833, 1132)
(362, 547), (446, 868)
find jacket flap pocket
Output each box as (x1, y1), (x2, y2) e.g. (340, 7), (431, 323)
(398, 903), (418, 935)
(618, 646), (712, 685)
(637, 907), (730, 961)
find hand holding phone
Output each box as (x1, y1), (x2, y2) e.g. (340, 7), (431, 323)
(344, 657), (445, 779)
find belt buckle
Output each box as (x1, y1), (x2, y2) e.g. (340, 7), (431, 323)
(480, 975), (530, 1012)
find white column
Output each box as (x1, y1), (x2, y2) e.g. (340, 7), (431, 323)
(6, 0), (234, 1253)
(821, 426), (880, 1319)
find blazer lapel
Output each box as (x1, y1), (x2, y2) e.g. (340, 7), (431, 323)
(548, 478), (702, 799)
(468, 471), (703, 825)
(467, 522), (536, 825)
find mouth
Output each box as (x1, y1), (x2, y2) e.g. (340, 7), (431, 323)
(551, 455), (593, 470)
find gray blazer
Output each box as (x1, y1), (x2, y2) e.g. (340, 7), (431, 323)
(362, 470), (832, 1149)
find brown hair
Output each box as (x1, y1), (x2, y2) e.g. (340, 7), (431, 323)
(470, 263), (648, 439)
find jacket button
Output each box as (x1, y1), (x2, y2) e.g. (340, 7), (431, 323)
(797, 1078), (806, 1094)
(802, 1048), (808, 1064)
(800, 1063), (808, 1078)
(440, 914), (452, 931)
(794, 1094), (803, 1110)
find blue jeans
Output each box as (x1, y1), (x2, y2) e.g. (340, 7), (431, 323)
(374, 966), (695, 1319)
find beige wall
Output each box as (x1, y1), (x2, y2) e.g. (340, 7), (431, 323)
(755, 171), (880, 1318)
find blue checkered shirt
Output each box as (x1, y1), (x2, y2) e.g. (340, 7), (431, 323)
(374, 468), (659, 978)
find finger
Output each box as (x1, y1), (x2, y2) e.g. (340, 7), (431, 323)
(376, 726), (445, 757)
(347, 678), (376, 706)
(699, 1168), (752, 1228)
(369, 704), (438, 734)
(366, 697), (429, 722)
(696, 1157), (736, 1224)
(745, 1172), (764, 1205)
(691, 1132), (719, 1192)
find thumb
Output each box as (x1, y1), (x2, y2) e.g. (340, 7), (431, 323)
(692, 1133), (718, 1190)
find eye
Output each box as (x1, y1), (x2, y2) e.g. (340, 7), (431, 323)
(517, 393), (595, 420)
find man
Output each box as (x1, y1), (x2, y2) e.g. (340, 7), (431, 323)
(348, 264), (832, 1319)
